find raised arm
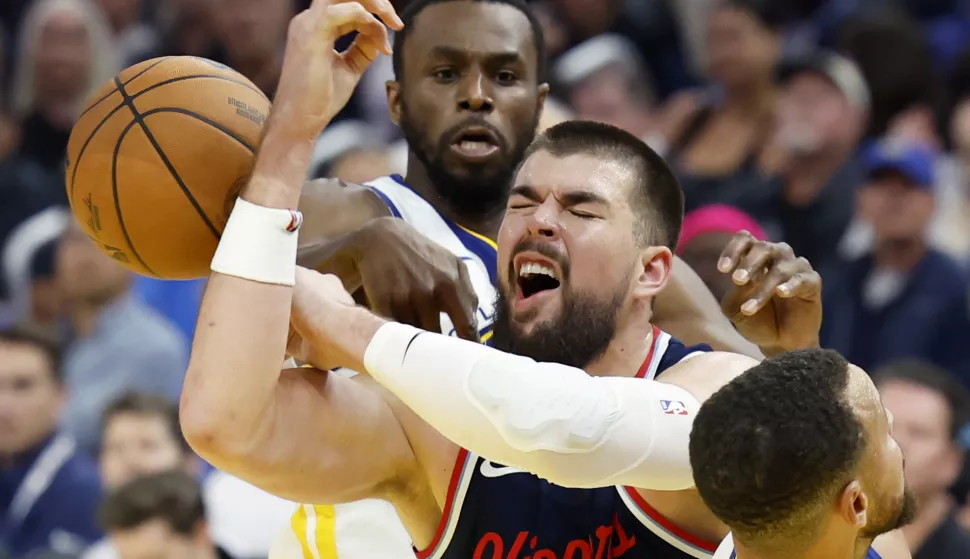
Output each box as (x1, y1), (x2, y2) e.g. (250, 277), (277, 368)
(179, 0), (422, 505)
(291, 268), (759, 491)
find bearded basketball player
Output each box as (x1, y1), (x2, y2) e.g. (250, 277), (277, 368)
(266, 0), (768, 557)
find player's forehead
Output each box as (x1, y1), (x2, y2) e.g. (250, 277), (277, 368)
(406, 2), (535, 65)
(512, 150), (636, 207)
(845, 364), (885, 427)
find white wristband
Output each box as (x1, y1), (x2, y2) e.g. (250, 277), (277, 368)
(210, 198), (302, 286)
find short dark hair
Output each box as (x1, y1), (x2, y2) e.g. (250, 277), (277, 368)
(391, 0), (547, 83)
(98, 470), (205, 536)
(0, 323), (63, 382)
(524, 120), (684, 248)
(101, 392), (190, 454)
(689, 349), (865, 550)
(873, 360), (970, 441)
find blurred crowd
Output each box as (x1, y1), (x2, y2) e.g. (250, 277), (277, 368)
(3, 0), (970, 558)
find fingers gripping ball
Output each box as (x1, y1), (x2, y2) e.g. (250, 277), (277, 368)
(66, 56), (271, 280)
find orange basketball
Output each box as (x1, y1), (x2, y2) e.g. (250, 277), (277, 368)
(66, 56), (270, 280)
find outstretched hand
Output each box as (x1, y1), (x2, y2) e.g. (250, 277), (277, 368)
(273, 0), (404, 141)
(718, 232), (822, 356)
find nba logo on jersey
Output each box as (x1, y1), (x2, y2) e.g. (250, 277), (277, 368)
(660, 400), (689, 415)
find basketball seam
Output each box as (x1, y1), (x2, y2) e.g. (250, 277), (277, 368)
(111, 118), (158, 276)
(77, 57), (173, 121)
(114, 76), (222, 239)
(70, 73), (264, 202)
(139, 108), (256, 152)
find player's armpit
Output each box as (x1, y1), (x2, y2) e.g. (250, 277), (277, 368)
(183, 366), (424, 506)
(870, 530), (913, 559)
(654, 256), (763, 359)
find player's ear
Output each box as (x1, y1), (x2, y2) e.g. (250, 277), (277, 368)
(838, 480), (869, 529)
(633, 246), (672, 301)
(386, 80), (402, 126)
(536, 82), (549, 121)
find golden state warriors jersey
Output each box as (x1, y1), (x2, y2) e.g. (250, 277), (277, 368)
(270, 175), (497, 559)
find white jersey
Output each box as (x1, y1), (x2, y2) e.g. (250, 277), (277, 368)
(270, 175), (498, 559)
(712, 534), (735, 559)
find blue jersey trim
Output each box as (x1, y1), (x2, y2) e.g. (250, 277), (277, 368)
(367, 185), (402, 218)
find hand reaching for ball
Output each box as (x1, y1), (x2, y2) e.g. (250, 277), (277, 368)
(274, 0), (404, 141)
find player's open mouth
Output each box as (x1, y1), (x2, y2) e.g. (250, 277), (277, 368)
(513, 254), (562, 305)
(450, 128), (500, 160)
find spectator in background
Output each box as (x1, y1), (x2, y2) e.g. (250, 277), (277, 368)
(875, 360), (970, 559)
(55, 221), (187, 456)
(84, 393), (294, 559)
(212, 0), (293, 99)
(663, 0), (781, 214)
(98, 471), (232, 559)
(553, 34), (665, 150)
(152, 0), (225, 62)
(0, 324), (101, 558)
(822, 139), (970, 385)
(675, 204), (767, 302)
(757, 50), (869, 277)
(94, 0), (157, 67)
(10, 0), (118, 181)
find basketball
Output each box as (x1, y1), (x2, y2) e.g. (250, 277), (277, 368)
(66, 56), (270, 280)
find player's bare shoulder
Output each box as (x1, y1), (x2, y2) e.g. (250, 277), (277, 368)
(658, 351), (760, 404)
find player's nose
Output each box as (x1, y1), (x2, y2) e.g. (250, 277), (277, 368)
(457, 73), (494, 113)
(525, 202), (562, 240)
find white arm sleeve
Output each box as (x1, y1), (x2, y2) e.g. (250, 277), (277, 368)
(362, 322), (699, 490)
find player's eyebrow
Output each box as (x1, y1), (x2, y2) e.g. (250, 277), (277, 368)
(510, 185), (609, 207)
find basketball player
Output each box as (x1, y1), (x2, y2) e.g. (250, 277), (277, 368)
(691, 350), (915, 559)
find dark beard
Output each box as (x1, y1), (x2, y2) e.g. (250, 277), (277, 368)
(398, 104), (537, 219)
(861, 485), (918, 539)
(490, 286), (625, 370)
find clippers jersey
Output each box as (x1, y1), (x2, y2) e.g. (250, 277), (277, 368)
(712, 533), (884, 559)
(271, 175), (497, 559)
(418, 328), (719, 559)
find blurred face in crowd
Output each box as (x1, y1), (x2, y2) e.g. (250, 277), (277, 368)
(330, 149), (393, 184)
(56, 221), (131, 307)
(493, 150), (668, 368)
(857, 171), (934, 242)
(101, 412), (193, 490)
(569, 65), (652, 135)
(96, 0), (141, 34)
(112, 519), (209, 559)
(34, 7), (93, 104)
(878, 379), (963, 500)
(388, 1), (547, 217)
(678, 231), (736, 302)
(215, 0), (292, 63)
(0, 339), (63, 455)
(706, 5), (779, 91)
(775, 73), (859, 156)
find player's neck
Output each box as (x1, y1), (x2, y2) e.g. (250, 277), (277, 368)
(403, 159), (505, 240)
(734, 534), (859, 559)
(585, 310), (656, 378)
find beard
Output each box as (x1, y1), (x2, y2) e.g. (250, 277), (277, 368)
(860, 485), (918, 540)
(398, 103), (538, 219)
(490, 283), (626, 370)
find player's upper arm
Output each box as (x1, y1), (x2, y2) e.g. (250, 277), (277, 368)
(653, 256), (762, 359)
(870, 530), (913, 559)
(196, 366), (422, 506)
(297, 178), (390, 244)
